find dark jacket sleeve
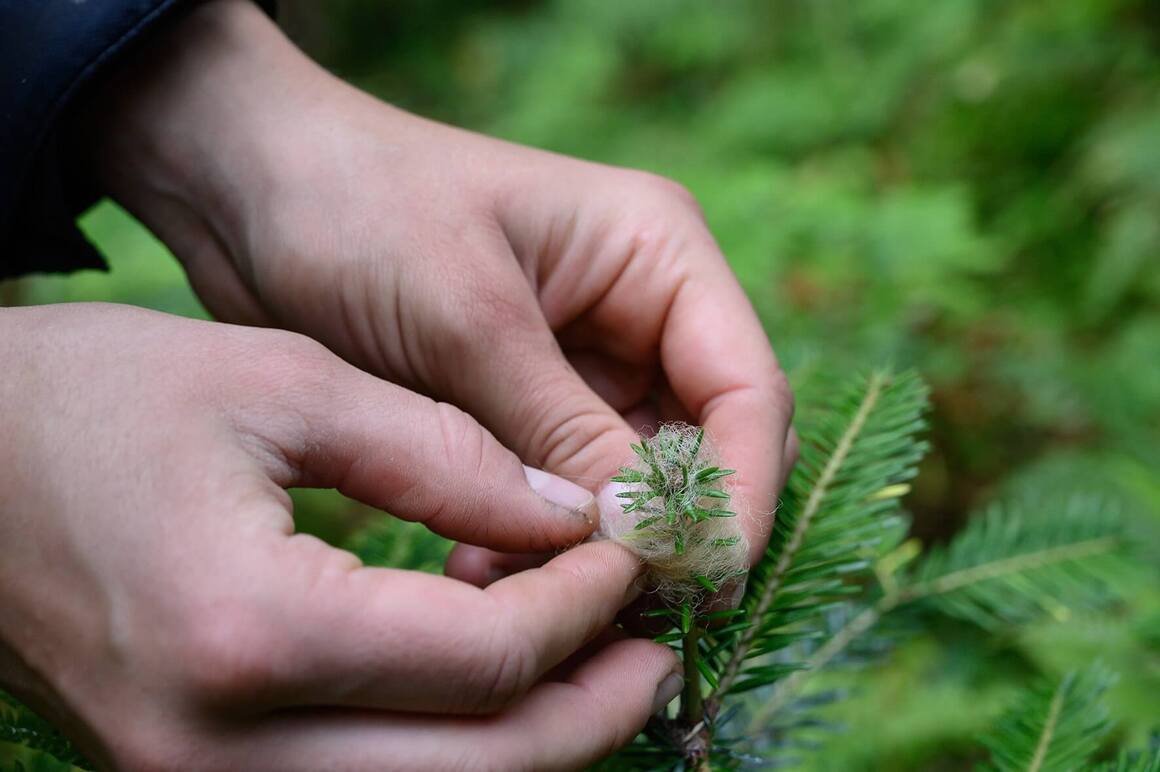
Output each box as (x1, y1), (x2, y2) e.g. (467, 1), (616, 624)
(0, 1), (272, 282)
(0, 0), (195, 280)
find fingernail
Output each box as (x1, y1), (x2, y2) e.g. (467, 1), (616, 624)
(652, 672), (684, 715)
(524, 466), (596, 524)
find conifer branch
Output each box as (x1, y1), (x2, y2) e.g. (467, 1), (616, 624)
(747, 597), (890, 732)
(981, 666), (1114, 772)
(1095, 748), (1160, 772)
(716, 371), (888, 696)
(1027, 680), (1067, 772)
(745, 500), (1128, 731)
(897, 536), (1121, 603)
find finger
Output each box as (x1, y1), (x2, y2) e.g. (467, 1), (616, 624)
(565, 350), (655, 413)
(541, 626), (628, 683)
(245, 348), (599, 552)
(446, 350), (661, 591)
(444, 543), (550, 587)
(422, 246), (642, 489)
(220, 539), (646, 715)
(219, 637), (681, 772)
(780, 427), (800, 491)
(655, 259), (794, 565)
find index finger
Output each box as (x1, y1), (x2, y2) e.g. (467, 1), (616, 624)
(659, 242), (794, 565)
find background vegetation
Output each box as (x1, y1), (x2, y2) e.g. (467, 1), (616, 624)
(3, 0), (1157, 768)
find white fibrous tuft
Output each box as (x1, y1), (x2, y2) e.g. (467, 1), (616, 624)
(602, 423), (748, 604)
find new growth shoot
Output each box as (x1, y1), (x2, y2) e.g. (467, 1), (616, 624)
(608, 424), (748, 767)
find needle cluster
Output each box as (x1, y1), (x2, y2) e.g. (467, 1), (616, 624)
(607, 424), (748, 605)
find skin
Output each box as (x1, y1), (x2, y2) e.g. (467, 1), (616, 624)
(1, 0), (795, 768)
(0, 304), (680, 770)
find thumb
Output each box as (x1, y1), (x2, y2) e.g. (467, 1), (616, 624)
(248, 352), (598, 552)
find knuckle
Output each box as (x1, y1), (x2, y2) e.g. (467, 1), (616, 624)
(785, 430), (802, 468)
(176, 598), (279, 706)
(533, 406), (626, 480)
(627, 170), (703, 215)
(225, 327), (337, 397)
(434, 402), (491, 484)
(410, 401), (495, 530)
(465, 610), (537, 712)
(258, 330), (335, 380)
(438, 272), (542, 354)
(771, 368), (796, 423)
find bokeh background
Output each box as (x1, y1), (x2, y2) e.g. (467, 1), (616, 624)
(3, 1), (1158, 768)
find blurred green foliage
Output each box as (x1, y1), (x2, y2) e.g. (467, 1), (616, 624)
(2, 0), (1158, 769)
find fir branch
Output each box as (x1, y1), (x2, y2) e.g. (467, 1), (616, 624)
(905, 496), (1131, 628)
(1095, 748), (1160, 772)
(743, 494), (1132, 731)
(717, 371), (887, 696)
(982, 666), (1115, 772)
(1026, 680), (1066, 772)
(899, 536), (1120, 603)
(713, 369), (928, 700)
(746, 598), (889, 732)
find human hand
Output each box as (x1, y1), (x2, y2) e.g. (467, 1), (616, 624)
(0, 303), (681, 770)
(94, 0), (795, 583)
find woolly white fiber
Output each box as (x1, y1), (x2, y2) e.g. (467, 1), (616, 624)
(600, 423), (748, 604)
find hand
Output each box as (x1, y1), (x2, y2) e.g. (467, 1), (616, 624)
(0, 303), (681, 770)
(93, 0), (797, 584)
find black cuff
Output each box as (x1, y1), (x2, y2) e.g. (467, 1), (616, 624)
(0, 0), (275, 282)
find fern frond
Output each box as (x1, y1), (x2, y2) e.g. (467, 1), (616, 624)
(714, 369), (929, 696)
(901, 495), (1132, 628)
(982, 665), (1115, 772)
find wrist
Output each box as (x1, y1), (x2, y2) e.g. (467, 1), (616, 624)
(91, 0), (327, 265)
